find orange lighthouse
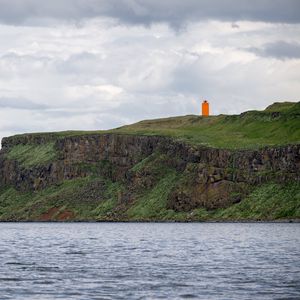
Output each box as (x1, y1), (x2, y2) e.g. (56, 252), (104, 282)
(202, 100), (209, 116)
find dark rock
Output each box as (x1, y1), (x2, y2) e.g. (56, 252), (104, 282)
(0, 133), (299, 211)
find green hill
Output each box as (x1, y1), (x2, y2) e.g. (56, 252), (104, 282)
(10, 101), (299, 150)
(112, 101), (300, 149)
(0, 101), (299, 222)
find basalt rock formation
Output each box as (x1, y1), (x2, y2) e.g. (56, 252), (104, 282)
(0, 102), (299, 221)
(0, 133), (299, 216)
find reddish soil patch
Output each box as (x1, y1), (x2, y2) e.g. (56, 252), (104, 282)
(39, 207), (75, 221)
(57, 210), (75, 221)
(39, 207), (60, 221)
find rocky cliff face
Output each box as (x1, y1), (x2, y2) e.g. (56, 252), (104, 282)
(0, 133), (299, 212)
(0, 134), (163, 190)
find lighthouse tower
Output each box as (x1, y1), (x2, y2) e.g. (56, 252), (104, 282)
(202, 100), (209, 116)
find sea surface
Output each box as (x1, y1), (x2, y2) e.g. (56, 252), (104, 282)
(0, 222), (299, 300)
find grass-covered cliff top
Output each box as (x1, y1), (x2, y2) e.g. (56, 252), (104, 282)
(4, 101), (300, 150)
(113, 101), (300, 148)
(1, 101), (299, 222)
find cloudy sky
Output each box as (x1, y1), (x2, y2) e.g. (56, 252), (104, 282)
(0, 0), (300, 142)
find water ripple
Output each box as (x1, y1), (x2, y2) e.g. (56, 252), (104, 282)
(0, 223), (299, 300)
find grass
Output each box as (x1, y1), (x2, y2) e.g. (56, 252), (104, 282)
(0, 187), (33, 220)
(0, 176), (124, 221)
(213, 182), (300, 221)
(5, 142), (57, 168)
(111, 101), (300, 149)
(0, 177), (299, 221)
(5, 101), (300, 150)
(186, 182), (300, 221)
(130, 153), (158, 172)
(0, 101), (299, 221)
(127, 169), (179, 220)
(264, 101), (299, 112)
(93, 181), (124, 219)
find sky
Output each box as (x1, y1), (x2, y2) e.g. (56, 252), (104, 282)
(0, 0), (300, 142)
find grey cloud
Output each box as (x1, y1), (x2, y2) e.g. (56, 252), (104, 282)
(249, 41), (300, 60)
(0, 97), (48, 110)
(170, 62), (214, 95)
(0, 0), (299, 27)
(231, 23), (240, 29)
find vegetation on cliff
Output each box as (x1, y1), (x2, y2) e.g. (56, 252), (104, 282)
(6, 142), (57, 168)
(113, 101), (300, 149)
(0, 175), (299, 222)
(0, 101), (299, 221)
(5, 101), (300, 151)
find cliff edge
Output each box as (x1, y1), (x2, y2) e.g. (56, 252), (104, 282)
(0, 101), (299, 221)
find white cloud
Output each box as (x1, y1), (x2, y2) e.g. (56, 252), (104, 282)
(0, 15), (299, 144)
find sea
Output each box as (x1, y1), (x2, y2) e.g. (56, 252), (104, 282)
(0, 222), (299, 300)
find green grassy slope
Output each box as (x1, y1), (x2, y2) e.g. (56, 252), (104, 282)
(0, 177), (299, 222)
(0, 176), (124, 221)
(6, 101), (300, 149)
(112, 101), (300, 149)
(6, 142), (57, 168)
(0, 101), (299, 221)
(0, 149), (299, 222)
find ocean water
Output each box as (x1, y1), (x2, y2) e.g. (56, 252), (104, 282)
(0, 222), (299, 300)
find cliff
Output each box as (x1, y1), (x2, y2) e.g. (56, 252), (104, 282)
(0, 102), (299, 221)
